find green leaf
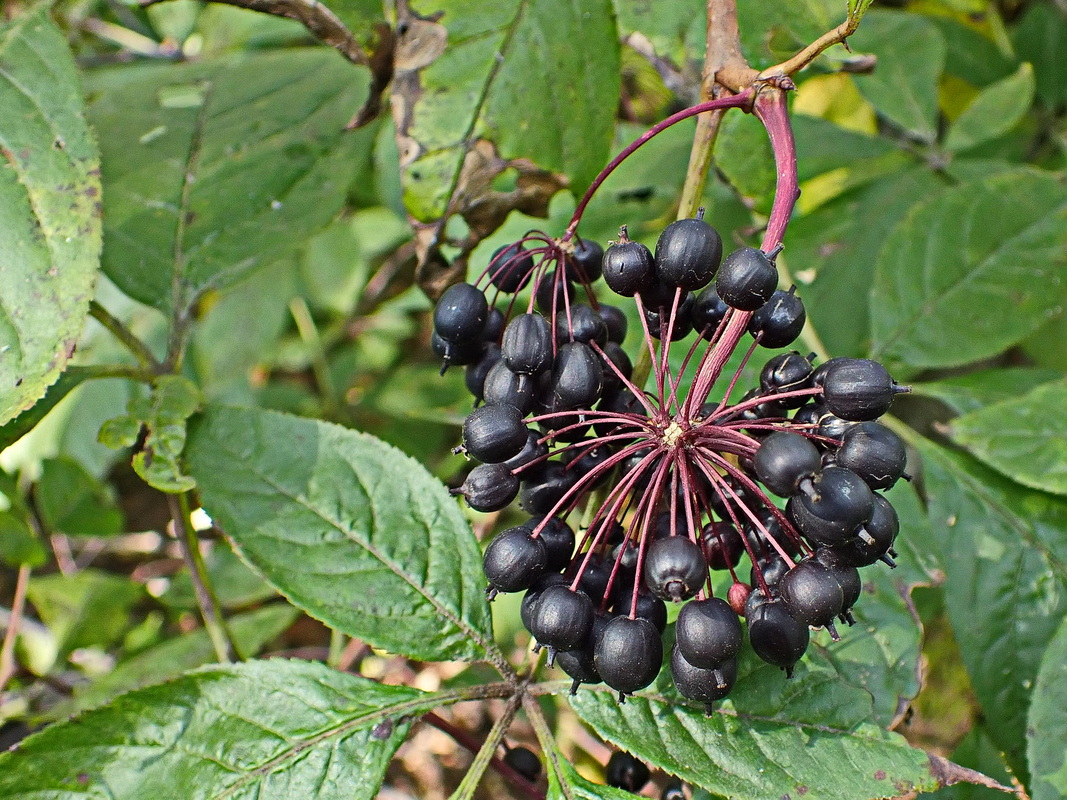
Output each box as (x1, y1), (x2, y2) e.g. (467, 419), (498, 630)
(393, 0), (619, 223)
(1012, 3), (1067, 110)
(323, 0), (386, 51)
(26, 569), (145, 668)
(49, 604), (299, 719)
(787, 167), (947, 358)
(86, 48), (369, 311)
(0, 511), (47, 568)
(949, 381), (1067, 496)
(870, 170), (1067, 369)
(0, 660), (427, 799)
(716, 111), (775, 214)
(545, 755), (639, 800)
(908, 433), (1067, 784)
(792, 114), (899, 184)
(848, 11), (946, 143)
(569, 648), (941, 800)
(929, 16), (1017, 88)
(911, 367), (1063, 415)
(0, 367), (94, 451)
(1028, 613), (1067, 800)
(0, 9), (102, 425)
(36, 456), (124, 537)
(612, 0), (706, 70)
(848, 0), (874, 19)
(186, 404), (499, 665)
(944, 63), (1035, 152)
(736, 0), (843, 71)
(160, 542), (278, 611)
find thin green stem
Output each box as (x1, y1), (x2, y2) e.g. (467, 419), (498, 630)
(522, 694), (570, 792)
(89, 301), (162, 370)
(168, 493), (238, 663)
(327, 629), (346, 669)
(448, 692), (525, 800)
(67, 363), (157, 383)
(290, 297), (344, 421)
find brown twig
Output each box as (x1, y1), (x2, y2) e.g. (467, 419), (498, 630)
(0, 564), (32, 692)
(139, 0), (369, 66)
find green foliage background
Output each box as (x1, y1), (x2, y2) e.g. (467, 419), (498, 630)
(0, 0), (1065, 798)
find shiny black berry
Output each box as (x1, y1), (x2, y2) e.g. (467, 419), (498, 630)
(836, 421), (907, 490)
(462, 403), (529, 463)
(459, 463), (520, 512)
(595, 616), (663, 695)
(692, 285), (730, 339)
(644, 536), (708, 602)
(701, 521), (745, 570)
(555, 303), (609, 345)
(747, 598), (809, 676)
(748, 287), (806, 348)
(503, 746), (542, 782)
(433, 282), (489, 344)
(551, 342), (604, 407)
(488, 243), (534, 293)
(483, 526), (547, 594)
(567, 237), (605, 283)
(502, 313), (554, 378)
(754, 431), (821, 497)
(670, 645), (738, 709)
(778, 557), (845, 628)
(654, 212), (723, 290)
(822, 358), (903, 421)
(603, 227), (656, 297)
(599, 303), (628, 344)
(715, 247), (778, 311)
(789, 466), (875, 546)
(606, 751), (651, 793)
(482, 361), (542, 414)
(676, 597), (743, 667)
(530, 585), (594, 651)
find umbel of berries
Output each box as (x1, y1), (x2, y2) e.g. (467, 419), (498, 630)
(432, 198), (909, 708)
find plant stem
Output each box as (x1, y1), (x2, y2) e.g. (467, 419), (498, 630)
(327, 628), (346, 669)
(757, 11), (865, 82)
(0, 564), (31, 692)
(168, 493), (237, 663)
(289, 297), (344, 421)
(753, 89), (800, 253)
(89, 301), (162, 370)
(564, 91), (753, 239)
(68, 363), (157, 383)
(447, 692), (529, 800)
(522, 694), (570, 792)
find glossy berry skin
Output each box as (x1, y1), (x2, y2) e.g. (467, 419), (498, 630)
(715, 247), (778, 311)
(748, 288), (806, 348)
(760, 351), (813, 399)
(779, 558), (845, 628)
(483, 526), (547, 593)
(598, 341), (633, 397)
(503, 746), (542, 782)
(555, 612), (613, 691)
(790, 466), (875, 545)
(606, 752), (651, 793)
(676, 597), (743, 667)
(747, 598), (810, 676)
(460, 463), (519, 512)
(464, 344), (501, 401)
(599, 303), (628, 344)
(555, 303), (608, 345)
(504, 430), (549, 471)
(520, 572), (568, 631)
(488, 243), (534, 293)
(433, 282), (489, 344)
(462, 403), (529, 463)
(526, 516), (575, 572)
(603, 237), (656, 297)
(754, 431), (821, 497)
(530, 585), (594, 651)
(822, 358), (899, 421)
(692, 285), (730, 339)
(551, 342), (604, 407)
(595, 616), (663, 695)
(654, 216), (723, 290)
(568, 238), (605, 283)
(482, 361), (541, 414)
(431, 330), (484, 367)
(519, 461), (578, 516)
(643, 294), (695, 341)
(701, 521), (745, 570)
(670, 646), (738, 707)
(644, 536), (708, 602)
(836, 421), (907, 490)
(502, 313), (554, 377)
(827, 493), (899, 567)
(535, 270), (576, 315)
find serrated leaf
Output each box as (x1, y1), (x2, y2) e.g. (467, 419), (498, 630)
(908, 433), (1067, 784)
(0, 9), (102, 425)
(545, 755), (637, 800)
(49, 605), (299, 719)
(569, 648), (941, 800)
(36, 456), (124, 537)
(944, 63), (1035, 152)
(86, 48), (368, 312)
(871, 170), (1067, 369)
(186, 404), (500, 665)
(848, 11), (946, 142)
(0, 660), (428, 799)
(949, 381), (1067, 496)
(1028, 614), (1067, 800)
(0, 366), (94, 450)
(393, 0), (619, 223)
(787, 167), (947, 358)
(911, 368), (1063, 415)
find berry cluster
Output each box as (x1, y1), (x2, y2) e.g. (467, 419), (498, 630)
(434, 211), (908, 711)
